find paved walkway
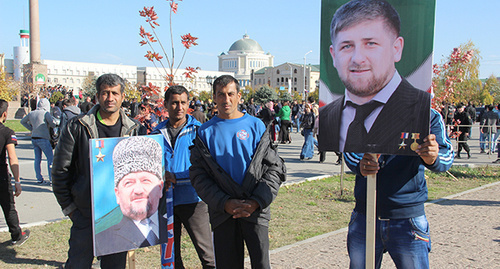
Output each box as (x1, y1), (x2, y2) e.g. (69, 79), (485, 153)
(261, 181), (500, 268)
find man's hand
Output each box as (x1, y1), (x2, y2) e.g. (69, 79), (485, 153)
(416, 134), (439, 165)
(224, 199), (260, 219)
(359, 154), (380, 177)
(14, 182), (21, 197)
(164, 171), (176, 189)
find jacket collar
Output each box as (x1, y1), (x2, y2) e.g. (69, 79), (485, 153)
(79, 104), (139, 138)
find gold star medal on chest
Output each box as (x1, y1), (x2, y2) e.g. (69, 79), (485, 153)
(410, 133), (420, 152)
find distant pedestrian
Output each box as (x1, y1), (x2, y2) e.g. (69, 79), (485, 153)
(20, 98), (56, 185)
(80, 96), (94, 114)
(0, 99), (30, 246)
(191, 103), (207, 124)
(300, 105), (315, 160)
(453, 103), (472, 159)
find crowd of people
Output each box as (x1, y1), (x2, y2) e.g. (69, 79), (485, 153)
(441, 101), (500, 162)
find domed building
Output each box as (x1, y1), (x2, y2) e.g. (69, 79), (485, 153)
(218, 34), (274, 87)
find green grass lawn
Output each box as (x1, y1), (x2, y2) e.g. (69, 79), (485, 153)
(4, 120), (29, 132)
(0, 166), (498, 268)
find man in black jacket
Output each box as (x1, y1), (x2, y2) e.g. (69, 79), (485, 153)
(453, 103), (472, 158)
(189, 75), (286, 269)
(52, 74), (144, 268)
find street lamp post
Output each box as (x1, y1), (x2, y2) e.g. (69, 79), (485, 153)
(303, 50), (312, 101)
(286, 63), (293, 94)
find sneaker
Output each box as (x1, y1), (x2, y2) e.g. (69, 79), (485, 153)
(36, 180), (44, 185)
(493, 159), (500, 164)
(12, 229), (30, 246)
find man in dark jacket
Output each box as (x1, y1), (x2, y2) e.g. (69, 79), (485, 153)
(189, 75), (286, 269)
(52, 74), (144, 268)
(480, 104), (499, 154)
(453, 103), (472, 158)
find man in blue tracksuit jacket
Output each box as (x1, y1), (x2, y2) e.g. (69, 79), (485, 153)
(152, 85), (215, 269)
(344, 109), (454, 268)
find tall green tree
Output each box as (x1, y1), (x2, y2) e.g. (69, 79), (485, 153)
(483, 75), (500, 104)
(81, 74), (97, 98)
(432, 40), (482, 108)
(0, 69), (19, 101)
(479, 86), (494, 105)
(254, 85), (278, 104)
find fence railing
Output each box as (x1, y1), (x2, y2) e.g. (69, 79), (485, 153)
(446, 124), (498, 157)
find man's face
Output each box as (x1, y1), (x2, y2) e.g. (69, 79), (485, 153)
(330, 19), (403, 99)
(115, 171), (164, 221)
(164, 93), (188, 125)
(214, 82), (241, 119)
(96, 85), (124, 115)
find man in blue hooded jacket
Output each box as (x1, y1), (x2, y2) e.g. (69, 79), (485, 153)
(152, 85), (215, 269)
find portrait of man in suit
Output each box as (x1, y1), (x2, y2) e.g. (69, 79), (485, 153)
(319, 0), (431, 155)
(95, 136), (167, 256)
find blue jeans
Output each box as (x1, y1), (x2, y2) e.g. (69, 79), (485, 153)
(480, 132), (485, 150)
(292, 116), (301, 133)
(32, 138), (53, 182)
(300, 129), (314, 159)
(492, 132), (500, 152)
(347, 211), (431, 269)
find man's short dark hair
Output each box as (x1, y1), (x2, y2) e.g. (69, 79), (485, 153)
(164, 85), (189, 102)
(330, 0), (401, 44)
(96, 74), (125, 95)
(62, 98), (76, 107)
(0, 99), (8, 115)
(213, 75), (240, 95)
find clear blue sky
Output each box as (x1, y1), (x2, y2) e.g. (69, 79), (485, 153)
(1, 0), (498, 79)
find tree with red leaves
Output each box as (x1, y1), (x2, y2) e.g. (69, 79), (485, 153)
(432, 40), (482, 111)
(139, 0), (199, 94)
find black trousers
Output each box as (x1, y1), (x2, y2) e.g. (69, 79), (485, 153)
(279, 120), (291, 142)
(457, 132), (470, 154)
(65, 209), (127, 269)
(0, 178), (21, 241)
(213, 218), (270, 269)
(174, 202), (215, 269)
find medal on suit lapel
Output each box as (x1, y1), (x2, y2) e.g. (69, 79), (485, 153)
(410, 133), (420, 151)
(95, 139), (105, 162)
(399, 132), (409, 149)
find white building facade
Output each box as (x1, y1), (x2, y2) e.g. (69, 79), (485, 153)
(218, 34), (274, 87)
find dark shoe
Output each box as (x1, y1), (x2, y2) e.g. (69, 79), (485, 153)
(493, 159), (500, 164)
(467, 152), (471, 159)
(457, 153), (461, 159)
(36, 180), (44, 185)
(12, 229), (30, 246)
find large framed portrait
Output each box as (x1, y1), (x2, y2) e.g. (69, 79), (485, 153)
(90, 134), (173, 263)
(318, 0), (436, 155)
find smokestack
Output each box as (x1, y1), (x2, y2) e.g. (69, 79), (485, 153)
(29, 0), (41, 63)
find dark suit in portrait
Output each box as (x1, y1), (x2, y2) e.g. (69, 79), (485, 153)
(94, 212), (168, 256)
(319, 78), (430, 155)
